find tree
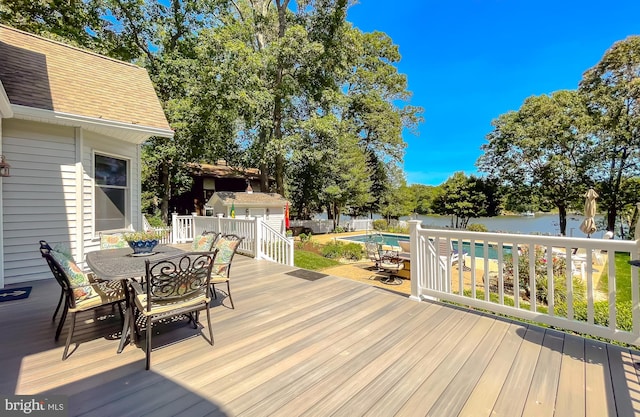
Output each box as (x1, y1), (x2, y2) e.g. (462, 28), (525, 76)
(579, 36), (640, 232)
(431, 172), (499, 229)
(410, 184), (438, 215)
(3, 0), (422, 223)
(477, 90), (591, 235)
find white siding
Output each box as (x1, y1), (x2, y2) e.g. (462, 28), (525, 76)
(1, 119), (142, 285)
(2, 119), (77, 284)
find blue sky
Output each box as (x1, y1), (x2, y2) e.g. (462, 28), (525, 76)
(346, 1), (640, 186)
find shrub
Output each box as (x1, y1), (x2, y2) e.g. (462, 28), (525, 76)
(555, 300), (632, 331)
(467, 223), (488, 232)
(373, 219), (387, 231)
(299, 232), (312, 243)
(387, 225), (409, 234)
(342, 243), (364, 260)
(320, 241), (364, 260)
(535, 274), (586, 305)
(334, 226), (345, 233)
(321, 241), (343, 259)
(503, 245), (567, 302)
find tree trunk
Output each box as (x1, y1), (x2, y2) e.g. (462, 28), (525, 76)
(160, 161), (170, 224)
(272, 0), (289, 196)
(558, 204), (567, 236)
(258, 128), (269, 191)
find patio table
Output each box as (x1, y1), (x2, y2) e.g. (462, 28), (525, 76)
(86, 244), (189, 353)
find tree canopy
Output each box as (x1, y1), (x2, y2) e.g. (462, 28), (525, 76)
(0, 0), (423, 223)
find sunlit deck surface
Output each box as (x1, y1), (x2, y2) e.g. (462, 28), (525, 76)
(2, 255), (640, 416)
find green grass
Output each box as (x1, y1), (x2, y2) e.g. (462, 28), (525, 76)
(294, 249), (341, 271)
(598, 252), (632, 303)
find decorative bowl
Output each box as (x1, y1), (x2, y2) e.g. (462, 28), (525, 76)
(127, 239), (159, 254)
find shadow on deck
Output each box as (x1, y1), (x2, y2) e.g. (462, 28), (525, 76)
(0, 255), (639, 416)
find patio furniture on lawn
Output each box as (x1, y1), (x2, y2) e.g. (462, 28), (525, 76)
(210, 234), (244, 309)
(130, 251), (217, 370)
(365, 241), (405, 285)
(40, 245), (126, 360)
(191, 231), (219, 251)
(365, 242), (384, 271)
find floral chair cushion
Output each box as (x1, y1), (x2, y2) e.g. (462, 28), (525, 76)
(50, 250), (94, 301)
(213, 237), (240, 275)
(100, 233), (128, 249)
(191, 233), (217, 251)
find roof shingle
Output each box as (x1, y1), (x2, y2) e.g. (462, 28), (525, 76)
(0, 25), (171, 131)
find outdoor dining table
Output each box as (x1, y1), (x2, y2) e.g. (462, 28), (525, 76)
(85, 244), (190, 353)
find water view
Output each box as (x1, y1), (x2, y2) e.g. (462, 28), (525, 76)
(319, 212), (606, 237)
(406, 213), (606, 237)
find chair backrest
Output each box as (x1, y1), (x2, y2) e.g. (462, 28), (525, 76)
(365, 242), (382, 262)
(213, 234), (244, 275)
(191, 231), (219, 251)
(100, 232), (128, 249)
(40, 246), (93, 308)
(436, 238), (461, 266)
(143, 251), (217, 310)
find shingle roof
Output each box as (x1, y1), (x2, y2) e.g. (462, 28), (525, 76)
(187, 162), (261, 179)
(0, 25), (171, 132)
(207, 192), (288, 207)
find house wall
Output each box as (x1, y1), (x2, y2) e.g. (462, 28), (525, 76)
(1, 119), (141, 285)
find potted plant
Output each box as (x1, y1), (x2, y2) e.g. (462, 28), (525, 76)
(123, 230), (165, 255)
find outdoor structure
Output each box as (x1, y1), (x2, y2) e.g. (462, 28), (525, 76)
(206, 191), (288, 234)
(0, 25), (173, 287)
(170, 160), (264, 215)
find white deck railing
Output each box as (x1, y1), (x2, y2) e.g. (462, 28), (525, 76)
(408, 220), (640, 346)
(258, 221), (294, 265)
(170, 214), (293, 266)
(171, 214), (194, 243)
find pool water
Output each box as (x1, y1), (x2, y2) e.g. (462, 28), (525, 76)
(341, 233), (513, 260)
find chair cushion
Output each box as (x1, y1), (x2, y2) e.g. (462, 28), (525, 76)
(213, 238), (239, 274)
(133, 286), (209, 316)
(72, 281), (125, 311)
(50, 250), (94, 301)
(100, 233), (128, 249)
(380, 261), (404, 271)
(191, 233), (217, 251)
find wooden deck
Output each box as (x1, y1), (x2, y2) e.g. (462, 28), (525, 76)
(1, 255), (640, 416)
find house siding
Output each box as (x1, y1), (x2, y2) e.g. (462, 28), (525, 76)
(2, 119), (77, 284)
(1, 119), (142, 285)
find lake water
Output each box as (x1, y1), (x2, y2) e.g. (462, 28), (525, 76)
(317, 213), (605, 237)
(407, 213), (609, 237)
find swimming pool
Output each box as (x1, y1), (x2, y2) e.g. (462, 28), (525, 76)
(340, 233), (513, 260)
(342, 233), (408, 246)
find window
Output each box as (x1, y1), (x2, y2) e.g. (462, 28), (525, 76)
(95, 154), (128, 231)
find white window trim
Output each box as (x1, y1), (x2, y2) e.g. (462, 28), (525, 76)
(92, 150), (132, 236)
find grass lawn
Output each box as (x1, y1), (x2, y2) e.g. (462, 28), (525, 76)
(294, 249), (341, 271)
(598, 252), (632, 303)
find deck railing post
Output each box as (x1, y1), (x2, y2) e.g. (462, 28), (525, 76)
(171, 212), (178, 244)
(255, 217), (262, 259)
(409, 220), (422, 302)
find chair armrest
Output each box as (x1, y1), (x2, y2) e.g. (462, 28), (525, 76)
(130, 280), (144, 295)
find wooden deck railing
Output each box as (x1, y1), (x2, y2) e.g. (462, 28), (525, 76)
(409, 220), (640, 346)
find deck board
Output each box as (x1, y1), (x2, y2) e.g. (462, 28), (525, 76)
(1, 255), (639, 416)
